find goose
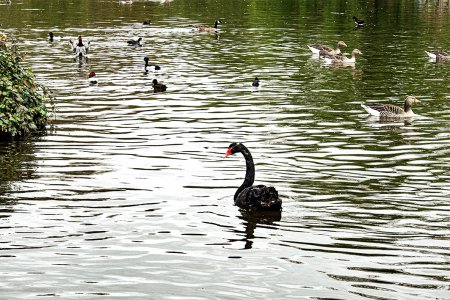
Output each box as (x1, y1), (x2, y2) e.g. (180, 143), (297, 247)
(127, 37), (142, 46)
(152, 79), (167, 93)
(322, 49), (362, 64)
(425, 50), (450, 60)
(69, 35), (90, 57)
(88, 72), (98, 85)
(353, 16), (365, 27)
(308, 41), (347, 56)
(144, 57), (161, 73)
(361, 96), (421, 118)
(193, 19), (222, 33)
(252, 77), (260, 87)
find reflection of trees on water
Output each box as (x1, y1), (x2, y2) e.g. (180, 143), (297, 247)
(232, 210), (281, 250)
(0, 140), (37, 203)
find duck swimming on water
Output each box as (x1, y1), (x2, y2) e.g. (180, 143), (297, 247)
(152, 79), (167, 93)
(69, 35), (90, 57)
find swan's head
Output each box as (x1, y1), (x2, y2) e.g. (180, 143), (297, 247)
(49, 32), (54, 38)
(225, 142), (243, 157)
(137, 37), (142, 42)
(152, 79), (159, 85)
(337, 41), (347, 48)
(144, 57), (149, 65)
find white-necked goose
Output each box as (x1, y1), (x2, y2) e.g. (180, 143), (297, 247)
(308, 41), (347, 56)
(361, 96), (421, 118)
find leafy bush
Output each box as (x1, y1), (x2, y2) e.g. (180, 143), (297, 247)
(0, 33), (53, 139)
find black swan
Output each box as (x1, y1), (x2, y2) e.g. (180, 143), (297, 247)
(225, 142), (282, 211)
(252, 77), (260, 87)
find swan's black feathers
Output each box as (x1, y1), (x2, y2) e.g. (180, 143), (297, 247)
(235, 185), (280, 211)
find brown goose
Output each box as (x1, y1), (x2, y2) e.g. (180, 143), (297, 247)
(308, 41), (347, 56)
(425, 50), (450, 60)
(321, 49), (362, 64)
(193, 20), (222, 33)
(361, 96), (421, 117)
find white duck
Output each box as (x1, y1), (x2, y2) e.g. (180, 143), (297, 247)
(361, 96), (421, 118)
(308, 41), (347, 56)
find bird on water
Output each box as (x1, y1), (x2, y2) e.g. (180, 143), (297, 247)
(361, 96), (421, 118)
(225, 142), (282, 211)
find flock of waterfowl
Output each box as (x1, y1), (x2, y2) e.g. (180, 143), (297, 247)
(42, 14), (441, 212)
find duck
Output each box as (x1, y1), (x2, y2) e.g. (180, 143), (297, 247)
(48, 32), (61, 42)
(143, 20), (151, 26)
(127, 37), (142, 46)
(144, 57), (161, 73)
(152, 79), (167, 93)
(353, 16), (365, 27)
(361, 96), (421, 118)
(321, 49), (362, 64)
(193, 19), (222, 33)
(225, 142), (282, 211)
(252, 77), (260, 87)
(308, 41), (347, 56)
(69, 35), (90, 57)
(88, 72), (98, 85)
(425, 50), (450, 60)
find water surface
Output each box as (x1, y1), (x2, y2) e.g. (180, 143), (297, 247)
(1, 0), (450, 299)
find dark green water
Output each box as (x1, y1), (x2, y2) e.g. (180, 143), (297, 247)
(0, 0), (449, 299)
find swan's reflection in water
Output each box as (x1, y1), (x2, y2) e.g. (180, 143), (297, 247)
(236, 210), (282, 250)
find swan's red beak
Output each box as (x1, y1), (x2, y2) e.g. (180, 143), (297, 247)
(225, 147), (232, 158)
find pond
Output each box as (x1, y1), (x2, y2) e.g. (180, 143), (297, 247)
(1, 0), (450, 298)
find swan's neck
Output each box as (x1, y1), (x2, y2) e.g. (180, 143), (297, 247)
(234, 146), (255, 200)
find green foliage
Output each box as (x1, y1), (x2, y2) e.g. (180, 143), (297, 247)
(0, 33), (53, 139)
